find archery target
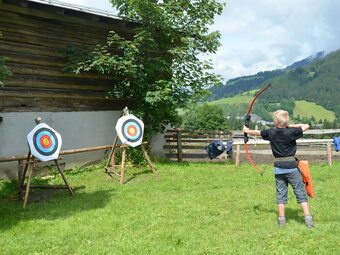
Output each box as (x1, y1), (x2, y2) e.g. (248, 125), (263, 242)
(27, 123), (62, 162)
(115, 114), (144, 147)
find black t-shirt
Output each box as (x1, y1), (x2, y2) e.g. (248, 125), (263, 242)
(260, 127), (303, 169)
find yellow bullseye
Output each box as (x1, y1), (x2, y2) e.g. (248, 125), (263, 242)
(43, 138), (50, 146)
(128, 126), (137, 136)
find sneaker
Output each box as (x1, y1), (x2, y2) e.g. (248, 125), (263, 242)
(277, 216), (286, 226)
(305, 215), (314, 228)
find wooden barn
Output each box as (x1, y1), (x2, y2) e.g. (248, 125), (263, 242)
(0, 0), (140, 178)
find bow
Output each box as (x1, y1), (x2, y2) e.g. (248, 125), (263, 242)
(244, 82), (272, 176)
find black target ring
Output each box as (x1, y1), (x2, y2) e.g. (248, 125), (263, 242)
(33, 127), (59, 156)
(121, 119), (143, 143)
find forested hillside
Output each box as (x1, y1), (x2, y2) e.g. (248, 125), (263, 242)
(209, 69), (284, 99)
(209, 51), (325, 100)
(261, 49), (340, 118)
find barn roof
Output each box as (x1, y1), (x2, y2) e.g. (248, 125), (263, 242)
(28, 0), (120, 20)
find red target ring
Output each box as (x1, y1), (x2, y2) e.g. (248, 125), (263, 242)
(40, 135), (52, 149)
(122, 119), (143, 143)
(127, 126), (137, 136)
(33, 127), (58, 156)
(115, 114), (144, 147)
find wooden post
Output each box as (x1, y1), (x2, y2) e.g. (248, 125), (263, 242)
(120, 146), (127, 184)
(141, 144), (157, 175)
(177, 129), (183, 162)
(326, 142), (333, 166)
(23, 161), (34, 208)
(17, 159), (24, 197)
(105, 135), (119, 172)
(54, 160), (74, 196)
(235, 144), (241, 167)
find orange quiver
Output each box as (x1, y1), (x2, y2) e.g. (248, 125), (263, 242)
(298, 160), (314, 198)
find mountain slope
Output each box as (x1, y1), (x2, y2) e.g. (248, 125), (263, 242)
(294, 100), (335, 121)
(261, 49), (340, 119)
(209, 51), (325, 100)
(285, 51), (325, 70)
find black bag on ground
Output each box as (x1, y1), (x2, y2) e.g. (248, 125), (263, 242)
(205, 140), (225, 159)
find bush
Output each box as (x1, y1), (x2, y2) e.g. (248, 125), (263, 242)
(182, 104), (229, 131)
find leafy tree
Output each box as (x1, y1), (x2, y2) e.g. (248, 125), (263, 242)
(182, 104), (229, 131)
(66, 0), (224, 136)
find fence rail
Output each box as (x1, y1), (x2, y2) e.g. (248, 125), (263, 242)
(164, 129), (338, 165)
(164, 129), (232, 162)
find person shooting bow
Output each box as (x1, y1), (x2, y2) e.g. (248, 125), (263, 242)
(243, 110), (314, 228)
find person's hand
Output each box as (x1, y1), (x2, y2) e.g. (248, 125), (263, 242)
(243, 125), (249, 133)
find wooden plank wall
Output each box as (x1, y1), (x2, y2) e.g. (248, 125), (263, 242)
(0, 0), (136, 112)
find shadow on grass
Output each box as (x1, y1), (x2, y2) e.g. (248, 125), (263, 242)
(254, 204), (305, 224)
(0, 181), (115, 231)
(124, 169), (156, 184)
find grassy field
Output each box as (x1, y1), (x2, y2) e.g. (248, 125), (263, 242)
(209, 93), (336, 122)
(208, 90), (259, 106)
(294, 100), (336, 122)
(0, 161), (339, 254)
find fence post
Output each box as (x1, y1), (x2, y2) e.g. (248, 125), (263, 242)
(176, 129), (183, 162)
(17, 159), (24, 197)
(326, 142), (333, 166)
(235, 144), (241, 167)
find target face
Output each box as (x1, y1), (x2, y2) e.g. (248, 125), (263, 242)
(115, 114), (144, 147)
(27, 123), (62, 162)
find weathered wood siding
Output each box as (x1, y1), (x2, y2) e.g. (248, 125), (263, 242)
(0, 0), (136, 112)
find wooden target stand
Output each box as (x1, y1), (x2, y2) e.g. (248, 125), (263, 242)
(19, 118), (74, 208)
(19, 151), (74, 208)
(104, 109), (157, 184)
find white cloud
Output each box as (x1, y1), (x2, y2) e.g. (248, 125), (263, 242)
(59, 0), (340, 81)
(209, 0), (340, 80)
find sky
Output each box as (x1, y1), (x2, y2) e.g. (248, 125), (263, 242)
(59, 0), (340, 81)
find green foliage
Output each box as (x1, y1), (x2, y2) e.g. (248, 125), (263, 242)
(1, 162), (340, 254)
(209, 52), (325, 101)
(261, 49), (340, 119)
(114, 147), (147, 165)
(209, 69), (284, 100)
(59, 45), (92, 73)
(0, 32), (11, 86)
(64, 0), (224, 136)
(182, 104), (229, 131)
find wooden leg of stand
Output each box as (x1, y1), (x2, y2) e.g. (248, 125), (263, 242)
(17, 160), (24, 197)
(110, 147), (117, 172)
(141, 144), (157, 175)
(20, 152), (32, 196)
(23, 162), (34, 208)
(120, 147), (127, 184)
(105, 136), (118, 172)
(54, 160), (74, 196)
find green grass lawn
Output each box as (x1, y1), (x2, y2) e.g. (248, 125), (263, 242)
(0, 161), (339, 254)
(293, 100), (336, 122)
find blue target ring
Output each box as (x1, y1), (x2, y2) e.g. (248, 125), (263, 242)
(122, 119), (143, 142)
(33, 128), (59, 156)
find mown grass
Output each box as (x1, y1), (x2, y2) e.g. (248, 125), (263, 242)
(294, 100), (336, 121)
(0, 161), (339, 255)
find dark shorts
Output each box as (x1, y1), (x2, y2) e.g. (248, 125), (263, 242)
(275, 169), (308, 204)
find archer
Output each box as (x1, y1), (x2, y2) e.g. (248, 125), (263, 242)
(243, 110), (314, 228)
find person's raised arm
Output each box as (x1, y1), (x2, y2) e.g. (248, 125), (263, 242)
(287, 123), (310, 132)
(243, 125), (261, 136)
